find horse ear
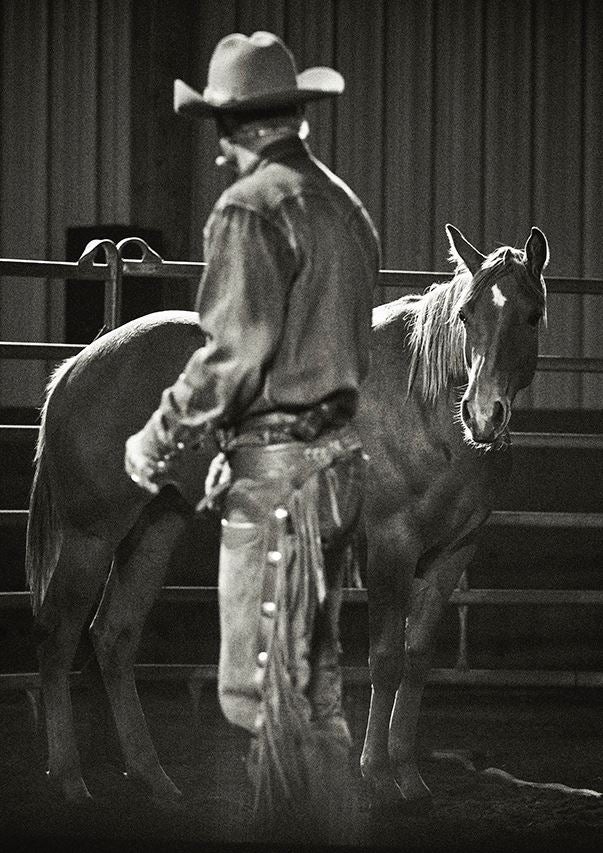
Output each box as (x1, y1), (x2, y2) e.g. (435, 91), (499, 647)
(445, 224), (486, 275)
(525, 227), (550, 280)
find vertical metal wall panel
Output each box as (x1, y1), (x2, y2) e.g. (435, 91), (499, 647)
(1, 2), (600, 412)
(1, 0), (133, 406)
(482, 0), (534, 245)
(235, 0), (286, 34)
(432, 0), (486, 271)
(284, 0), (337, 168)
(0, 0), (50, 406)
(131, 0), (197, 263)
(531, 0), (586, 409)
(46, 1), (101, 346)
(47, 0), (70, 347)
(48, 0), (100, 341)
(481, 0), (536, 408)
(581, 0), (603, 409)
(68, 2), (100, 229)
(46, 1), (132, 345)
(381, 0), (436, 281)
(130, 0), (155, 239)
(333, 0), (385, 238)
(50, 1), (132, 341)
(189, 1), (238, 264)
(98, 0), (132, 225)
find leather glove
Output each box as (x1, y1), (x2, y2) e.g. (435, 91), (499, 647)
(124, 412), (176, 495)
(198, 451), (232, 512)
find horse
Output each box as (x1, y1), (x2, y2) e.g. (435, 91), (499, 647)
(356, 223), (549, 809)
(25, 224), (548, 806)
(26, 312), (211, 802)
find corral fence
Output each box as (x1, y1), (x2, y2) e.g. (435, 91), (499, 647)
(1, 238), (601, 692)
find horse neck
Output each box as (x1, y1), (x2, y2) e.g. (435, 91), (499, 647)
(407, 274), (469, 404)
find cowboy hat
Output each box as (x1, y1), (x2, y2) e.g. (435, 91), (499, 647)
(174, 31), (344, 118)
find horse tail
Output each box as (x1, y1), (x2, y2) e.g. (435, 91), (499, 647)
(25, 358), (75, 616)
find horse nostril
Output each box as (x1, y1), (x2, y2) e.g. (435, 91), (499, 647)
(461, 399), (471, 424)
(492, 400), (505, 428)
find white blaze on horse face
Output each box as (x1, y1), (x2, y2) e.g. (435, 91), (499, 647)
(464, 352), (502, 438)
(465, 357), (486, 432)
(491, 283), (507, 308)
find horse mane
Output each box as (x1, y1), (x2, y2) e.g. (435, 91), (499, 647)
(405, 270), (470, 404)
(373, 245), (547, 405)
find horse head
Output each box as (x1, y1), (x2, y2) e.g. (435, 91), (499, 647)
(446, 224), (549, 445)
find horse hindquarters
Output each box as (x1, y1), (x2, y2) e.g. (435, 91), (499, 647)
(27, 430), (115, 800)
(34, 543), (114, 799)
(30, 453), (190, 802)
(89, 490), (190, 801)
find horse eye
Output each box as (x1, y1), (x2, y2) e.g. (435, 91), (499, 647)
(527, 312), (540, 327)
(458, 310), (467, 324)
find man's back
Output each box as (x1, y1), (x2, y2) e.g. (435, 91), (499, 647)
(206, 135), (380, 418)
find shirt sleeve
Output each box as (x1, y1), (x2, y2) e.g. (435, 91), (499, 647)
(148, 203), (296, 451)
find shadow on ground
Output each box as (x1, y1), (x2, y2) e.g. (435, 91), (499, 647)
(0, 681), (601, 853)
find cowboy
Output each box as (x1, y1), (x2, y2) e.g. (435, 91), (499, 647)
(125, 31), (379, 843)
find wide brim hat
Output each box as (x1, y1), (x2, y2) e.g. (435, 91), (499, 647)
(174, 30), (344, 118)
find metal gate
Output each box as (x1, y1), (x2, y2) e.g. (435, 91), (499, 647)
(1, 238), (601, 691)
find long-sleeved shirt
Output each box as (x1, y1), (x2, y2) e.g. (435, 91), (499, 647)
(150, 134), (380, 452)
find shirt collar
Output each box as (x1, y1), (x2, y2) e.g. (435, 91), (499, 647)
(240, 135), (309, 178)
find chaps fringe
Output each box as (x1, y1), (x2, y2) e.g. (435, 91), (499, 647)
(251, 473), (351, 845)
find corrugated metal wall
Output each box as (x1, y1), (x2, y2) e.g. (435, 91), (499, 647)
(0, 0), (131, 406)
(184, 0), (602, 410)
(1, 0), (601, 409)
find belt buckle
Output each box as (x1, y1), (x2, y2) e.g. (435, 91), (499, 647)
(304, 444), (333, 467)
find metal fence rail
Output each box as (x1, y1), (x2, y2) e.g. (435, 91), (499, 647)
(2, 506), (603, 531)
(4, 250), (602, 291)
(1, 666), (601, 693)
(2, 242), (602, 371)
(0, 342), (84, 359)
(3, 341), (601, 373)
(1, 240), (601, 690)
(2, 424), (602, 451)
(2, 586), (602, 610)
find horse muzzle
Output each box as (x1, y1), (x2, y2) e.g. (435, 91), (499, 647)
(461, 396), (510, 445)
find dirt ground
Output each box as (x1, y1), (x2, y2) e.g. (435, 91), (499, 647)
(0, 680), (601, 853)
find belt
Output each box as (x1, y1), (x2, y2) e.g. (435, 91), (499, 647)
(224, 393), (357, 448)
(226, 423), (364, 482)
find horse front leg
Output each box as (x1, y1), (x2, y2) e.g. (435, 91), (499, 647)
(389, 542), (477, 801)
(308, 543), (350, 741)
(90, 494), (189, 802)
(303, 544), (355, 846)
(360, 527), (417, 808)
(360, 597), (405, 807)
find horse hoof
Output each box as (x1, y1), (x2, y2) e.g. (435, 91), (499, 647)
(123, 770), (182, 804)
(46, 769), (92, 803)
(363, 773), (402, 812)
(395, 791), (433, 815)
(393, 763), (433, 803)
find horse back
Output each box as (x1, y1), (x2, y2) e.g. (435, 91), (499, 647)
(42, 311), (212, 535)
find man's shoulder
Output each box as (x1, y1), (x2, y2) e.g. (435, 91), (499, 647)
(214, 160), (303, 219)
(217, 158), (366, 219)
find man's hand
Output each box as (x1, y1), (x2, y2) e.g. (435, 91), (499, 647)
(124, 421), (170, 495)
